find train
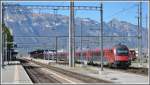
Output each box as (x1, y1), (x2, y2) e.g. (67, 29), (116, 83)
(30, 44), (136, 68)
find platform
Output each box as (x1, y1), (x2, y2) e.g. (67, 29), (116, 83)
(52, 64), (148, 84)
(30, 58), (149, 84)
(1, 61), (32, 84)
(130, 62), (149, 68)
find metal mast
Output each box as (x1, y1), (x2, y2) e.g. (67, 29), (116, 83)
(5, 34), (7, 64)
(139, 2), (142, 65)
(140, 2), (143, 64)
(53, 9), (58, 63)
(69, 0), (75, 67)
(80, 20), (83, 65)
(148, 14), (150, 64)
(137, 2), (142, 65)
(2, 3), (5, 67)
(137, 2), (140, 65)
(100, 2), (104, 71)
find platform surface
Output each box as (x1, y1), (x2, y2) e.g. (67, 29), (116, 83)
(130, 62), (149, 68)
(30, 58), (149, 84)
(1, 61), (32, 84)
(53, 64), (149, 84)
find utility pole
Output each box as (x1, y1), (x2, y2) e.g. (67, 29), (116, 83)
(146, 14), (149, 62)
(48, 50), (50, 61)
(69, 0), (75, 67)
(44, 50), (46, 60)
(2, 33), (5, 67)
(139, 2), (142, 65)
(100, 2), (104, 71)
(53, 9), (58, 63)
(2, 2), (5, 67)
(5, 34), (7, 64)
(55, 9), (58, 63)
(72, 1), (75, 68)
(137, 2), (140, 64)
(137, 2), (142, 66)
(80, 20), (83, 65)
(80, 20), (84, 65)
(9, 49), (11, 63)
(56, 36), (58, 63)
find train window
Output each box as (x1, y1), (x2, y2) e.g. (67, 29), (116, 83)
(116, 48), (129, 56)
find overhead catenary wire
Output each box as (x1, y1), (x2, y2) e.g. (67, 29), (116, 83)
(105, 4), (137, 20)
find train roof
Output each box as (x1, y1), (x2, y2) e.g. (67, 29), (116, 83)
(113, 44), (128, 49)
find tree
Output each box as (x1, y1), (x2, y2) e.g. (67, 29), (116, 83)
(2, 24), (13, 49)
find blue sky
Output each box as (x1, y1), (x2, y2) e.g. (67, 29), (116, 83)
(5, 1), (149, 27)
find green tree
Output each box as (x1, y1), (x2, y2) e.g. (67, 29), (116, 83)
(2, 24), (13, 49)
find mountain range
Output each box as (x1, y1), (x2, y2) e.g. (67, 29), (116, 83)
(4, 4), (148, 52)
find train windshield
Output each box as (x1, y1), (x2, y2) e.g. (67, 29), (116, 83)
(116, 48), (129, 55)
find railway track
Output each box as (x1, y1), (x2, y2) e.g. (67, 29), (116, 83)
(20, 59), (111, 83)
(20, 59), (61, 83)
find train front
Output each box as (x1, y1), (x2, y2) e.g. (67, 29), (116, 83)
(113, 44), (131, 67)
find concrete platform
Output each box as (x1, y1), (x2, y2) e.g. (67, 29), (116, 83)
(130, 62), (149, 68)
(1, 61), (32, 84)
(30, 58), (149, 84)
(53, 64), (149, 84)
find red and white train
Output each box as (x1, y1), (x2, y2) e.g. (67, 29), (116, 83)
(30, 44), (136, 68)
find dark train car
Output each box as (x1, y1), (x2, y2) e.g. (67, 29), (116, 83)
(30, 50), (44, 59)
